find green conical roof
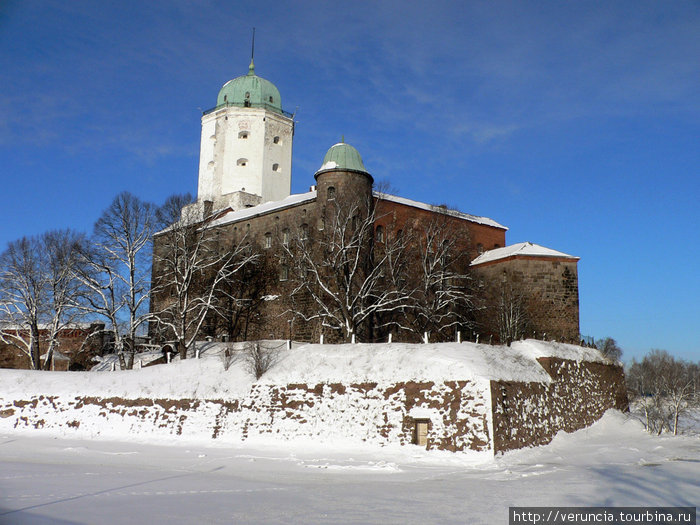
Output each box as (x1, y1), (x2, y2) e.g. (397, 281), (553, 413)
(216, 59), (283, 114)
(315, 141), (369, 175)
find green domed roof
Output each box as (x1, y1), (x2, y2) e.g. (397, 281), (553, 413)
(315, 141), (369, 175)
(216, 59), (283, 114)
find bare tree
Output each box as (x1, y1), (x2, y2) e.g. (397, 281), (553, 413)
(627, 350), (699, 435)
(401, 217), (476, 341)
(76, 192), (156, 368)
(244, 341), (279, 379)
(596, 337), (623, 362)
(281, 194), (413, 341)
(497, 279), (530, 346)
(0, 230), (86, 370)
(151, 199), (258, 359)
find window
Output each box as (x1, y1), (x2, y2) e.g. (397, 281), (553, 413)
(300, 223), (309, 240)
(272, 163), (280, 172)
(279, 265), (289, 281)
(238, 131), (249, 139)
(269, 95), (274, 103)
(376, 225), (384, 242)
(327, 186), (336, 200)
(282, 229), (290, 245)
(494, 244), (500, 248)
(237, 158), (248, 167)
(264, 232), (272, 249)
(224, 95), (228, 102)
(477, 243), (484, 254)
(273, 136), (280, 144)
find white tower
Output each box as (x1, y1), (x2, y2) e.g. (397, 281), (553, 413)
(196, 59), (294, 213)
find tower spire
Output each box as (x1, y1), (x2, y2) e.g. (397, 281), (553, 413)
(248, 27), (256, 76)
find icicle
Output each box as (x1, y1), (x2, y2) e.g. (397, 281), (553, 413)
(351, 333), (356, 344)
(476, 334), (480, 344)
(457, 330), (461, 343)
(286, 339), (291, 350)
(167, 352), (171, 364)
(320, 334), (324, 344)
(196, 348), (200, 359)
(111, 362), (115, 372)
(423, 332), (429, 344)
(388, 333), (392, 343)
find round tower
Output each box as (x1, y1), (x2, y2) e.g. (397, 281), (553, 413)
(197, 59), (294, 211)
(314, 141), (374, 208)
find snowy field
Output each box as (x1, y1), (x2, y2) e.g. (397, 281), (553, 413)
(1, 412), (698, 525)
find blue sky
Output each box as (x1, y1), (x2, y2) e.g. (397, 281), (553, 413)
(1, 1), (698, 361)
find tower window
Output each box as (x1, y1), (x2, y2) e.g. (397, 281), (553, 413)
(237, 158), (248, 167)
(269, 96), (274, 103)
(272, 163), (280, 172)
(238, 131), (249, 139)
(273, 136), (280, 144)
(327, 186), (336, 200)
(224, 95), (228, 102)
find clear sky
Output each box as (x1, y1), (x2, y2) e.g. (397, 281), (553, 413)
(1, 1), (698, 361)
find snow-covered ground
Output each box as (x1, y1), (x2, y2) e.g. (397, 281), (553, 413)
(1, 411), (698, 524)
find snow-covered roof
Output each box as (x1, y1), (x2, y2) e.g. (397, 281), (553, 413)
(207, 190), (317, 228)
(471, 242), (579, 266)
(375, 192), (507, 230)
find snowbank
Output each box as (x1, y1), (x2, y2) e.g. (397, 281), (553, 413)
(0, 340), (608, 401)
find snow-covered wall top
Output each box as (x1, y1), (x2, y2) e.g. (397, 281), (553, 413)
(0, 340), (607, 402)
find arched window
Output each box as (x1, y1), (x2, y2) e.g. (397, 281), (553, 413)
(264, 232), (272, 249)
(301, 223), (309, 240)
(237, 158), (248, 167)
(238, 131), (249, 139)
(273, 136), (280, 144)
(282, 229), (290, 245)
(272, 163), (280, 172)
(327, 186), (336, 200)
(376, 225), (384, 242)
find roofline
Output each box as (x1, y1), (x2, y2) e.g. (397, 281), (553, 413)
(374, 192), (508, 230)
(471, 253), (580, 268)
(314, 167), (374, 183)
(204, 191), (317, 229)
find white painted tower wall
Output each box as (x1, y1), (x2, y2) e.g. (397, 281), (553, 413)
(197, 106), (293, 211)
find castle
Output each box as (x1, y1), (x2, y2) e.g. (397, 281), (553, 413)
(150, 59), (580, 346)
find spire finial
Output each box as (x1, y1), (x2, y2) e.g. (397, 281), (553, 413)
(248, 27), (256, 75)
(341, 134), (345, 143)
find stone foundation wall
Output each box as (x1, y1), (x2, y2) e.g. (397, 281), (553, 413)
(0, 379), (492, 453)
(490, 357), (628, 453)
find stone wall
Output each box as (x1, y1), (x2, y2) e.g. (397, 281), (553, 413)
(1, 379), (492, 453)
(490, 357), (628, 453)
(473, 257), (580, 342)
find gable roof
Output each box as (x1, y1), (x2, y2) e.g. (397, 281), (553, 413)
(471, 241), (579, 266)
